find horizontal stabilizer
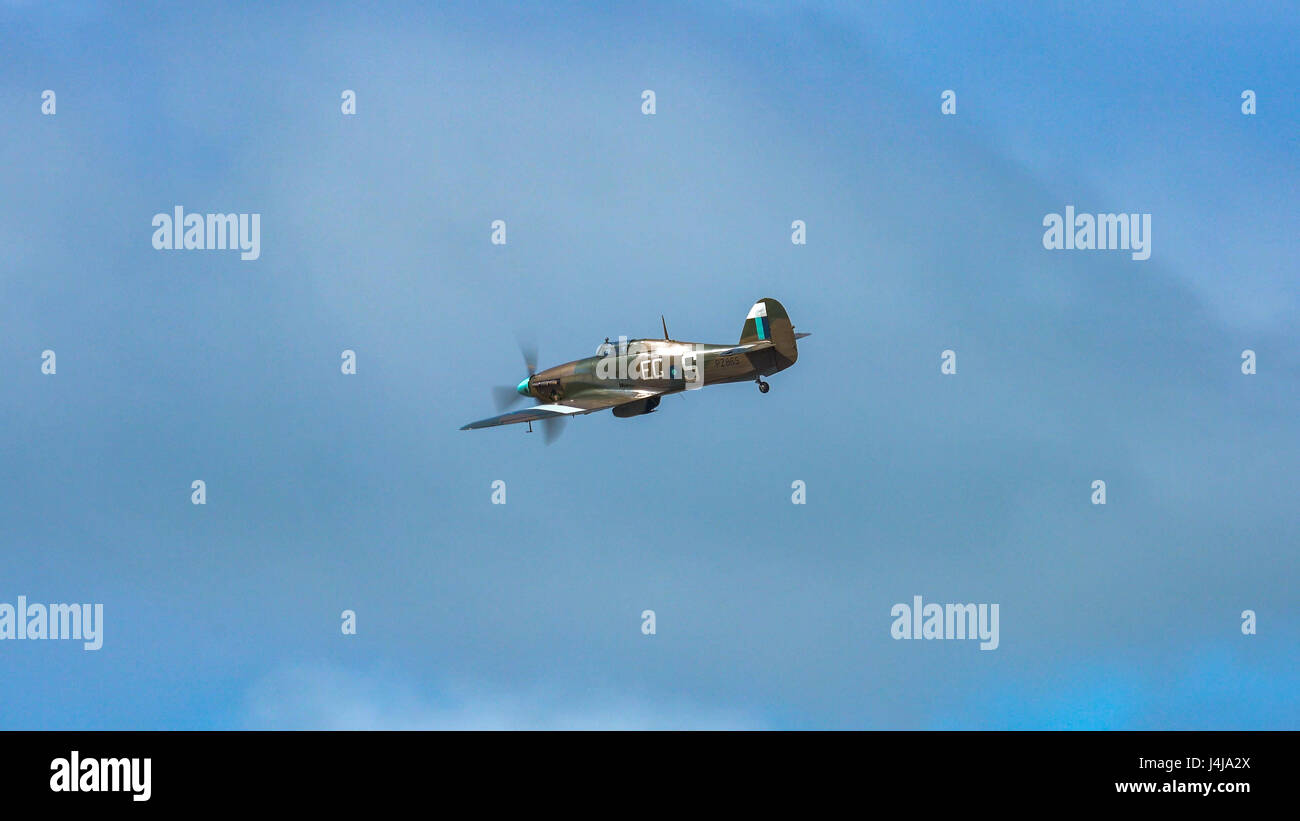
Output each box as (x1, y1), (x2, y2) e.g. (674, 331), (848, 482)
(712, 340), (775, 357)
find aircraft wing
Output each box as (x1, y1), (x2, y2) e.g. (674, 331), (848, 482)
(460, 388), (661, 430)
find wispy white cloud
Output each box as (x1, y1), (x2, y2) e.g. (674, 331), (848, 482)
(243, 663), (767, 730)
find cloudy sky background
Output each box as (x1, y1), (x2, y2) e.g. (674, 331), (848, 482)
(1, 0), (1296, 728)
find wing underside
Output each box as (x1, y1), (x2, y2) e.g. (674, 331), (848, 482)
(460, 388), (661, 430)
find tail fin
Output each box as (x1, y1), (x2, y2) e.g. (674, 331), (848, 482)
(739, 297), (798, 362)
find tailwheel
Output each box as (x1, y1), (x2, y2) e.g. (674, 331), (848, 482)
(757, 378), (770, 394)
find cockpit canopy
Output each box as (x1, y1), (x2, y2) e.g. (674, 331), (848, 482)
(596, 337), (650, 357)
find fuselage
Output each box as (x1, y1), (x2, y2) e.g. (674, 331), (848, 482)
(520, 337), (795, 404)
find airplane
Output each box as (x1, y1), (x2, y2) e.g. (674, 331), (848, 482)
(461, 297), (808, 441)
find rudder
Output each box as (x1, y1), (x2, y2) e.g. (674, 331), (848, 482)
(739, 298), (798, 362)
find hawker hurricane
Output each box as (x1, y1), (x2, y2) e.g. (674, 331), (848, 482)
(461, 297), (808, 441)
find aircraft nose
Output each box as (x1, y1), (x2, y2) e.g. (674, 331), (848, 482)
(516, 377), (531, 396)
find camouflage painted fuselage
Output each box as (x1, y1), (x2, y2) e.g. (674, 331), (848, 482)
(522, 297), (799, 413)
(525, 338), (793, 404)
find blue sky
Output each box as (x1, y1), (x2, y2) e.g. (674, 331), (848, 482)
(1, 0), (1296, 729)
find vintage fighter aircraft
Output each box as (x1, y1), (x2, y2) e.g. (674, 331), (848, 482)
(461, 297), (808, 441)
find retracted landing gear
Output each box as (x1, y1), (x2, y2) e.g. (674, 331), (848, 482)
(756, 377), (770, 394)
